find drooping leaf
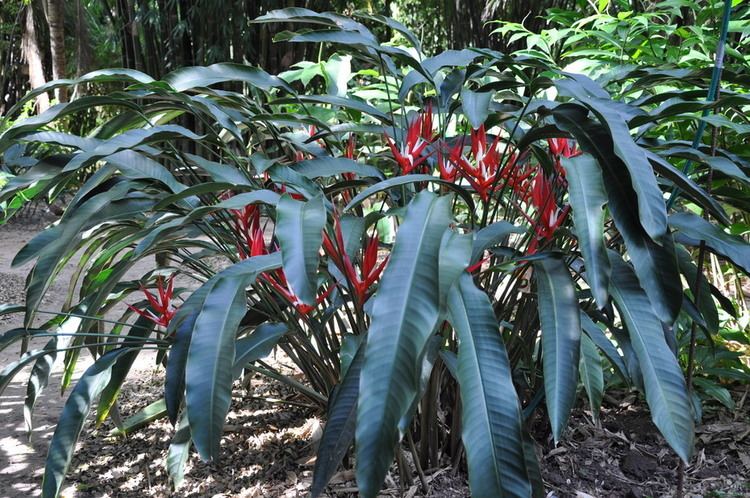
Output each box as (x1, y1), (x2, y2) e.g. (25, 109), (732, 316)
(556, 77), (667, 240)
(447, 273), (532, 497)
(670, 212), (750, 275)
(554, 105), (681, 323)
(461, 88), (492, 130)
(185, 254), (282, 462)
(608, 252), (694, 462)
(470, 221), (524, 264)
(355, 191), (452, 498)
(24, 339), (58, 435)
(560, 154), (611, 307)
(109, 398), (167, 436)
(579, 333), (604, 421)
(167, 413), (192, 490)
(42, 348), (133, 498)
(534, 256), (581, 442)
(276, 194), (326, 305)
(311, 337), (365, 498)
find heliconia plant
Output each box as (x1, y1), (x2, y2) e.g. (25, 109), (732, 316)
(0, 8), (749, 498)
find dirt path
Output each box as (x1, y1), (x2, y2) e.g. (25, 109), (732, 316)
(0, 219), (159, 498)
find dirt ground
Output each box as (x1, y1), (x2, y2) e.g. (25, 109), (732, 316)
(1, 213), (749, 498)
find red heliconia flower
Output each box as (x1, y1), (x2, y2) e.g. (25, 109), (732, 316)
(448, 125), (507, 201)
(384, 103), (436, 175)
(245, 226), (331, 315)
(547, 137), (581, 179)
(527, 170), (570, 254)
(128, 275), (177, 328)
(437, 143), (459, 182)
(322, 216), (389, 304)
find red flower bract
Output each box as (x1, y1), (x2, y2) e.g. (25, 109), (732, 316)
(527, 170), (570, 254)
(384, 103), (436, 175)
(322, 215), (388, 305)
(128, 275), (177, 328)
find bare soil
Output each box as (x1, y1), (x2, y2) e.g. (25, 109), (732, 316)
(1, 214), (749, 498)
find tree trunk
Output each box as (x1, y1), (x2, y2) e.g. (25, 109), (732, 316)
(21, 4), (49, 112)
(47, 0), (66, 102)
(75, 0), (93, 77)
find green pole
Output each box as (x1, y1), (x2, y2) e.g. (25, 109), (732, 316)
(665, 0), (733, 210)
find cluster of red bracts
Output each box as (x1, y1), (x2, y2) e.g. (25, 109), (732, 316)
(128, 275), (177, 328)
(322, 216), (388, 305)
(383, 107), (582, 255)
(242, 220), (333, 316)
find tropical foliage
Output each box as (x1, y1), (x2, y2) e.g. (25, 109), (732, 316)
(1, 5), (749, 498)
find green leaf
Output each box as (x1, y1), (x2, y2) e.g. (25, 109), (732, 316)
(163, 63), (292, 92)
(0, 349), (56, 396)
(554, 82), (667, 240)
(670, 213), (750, 275)
(471, 221), (524, 264)
(109, 399), (167, 436)
(276, 194), (326, 305)
(185, 254), (282, 462)
(167, 413), (192, 490)
(447, 273), (533, 497)
(96, 315), (156, 424)
(560, 155), (611, 307)
(292, 156), (384, 180)
(312, 338), (365, 498)
(675, 246), (719, 334)
(355, 191), (452, 498)
(438, 230), (472, 310)
(232, 323), (288, 378)
(579, 333), (604, 421)
(461, 89), (492, 129)
(608, 252), (694, 462)
(534, 256), (581, 442)
(580, 312), (628, 382)
(344, 174), (475, 214)
(24, 339), (58, 435)
(42, 348), (133, 498)
(554, 105), (681, 323)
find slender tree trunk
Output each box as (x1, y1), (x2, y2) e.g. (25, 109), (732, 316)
(75, 0), (93, 77)
(21, 4), (49, 112)
(47, 0), (66, 101)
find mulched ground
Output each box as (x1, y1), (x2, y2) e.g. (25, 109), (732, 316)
(63, 362), (750, 498)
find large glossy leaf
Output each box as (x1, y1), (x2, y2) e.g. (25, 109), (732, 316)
(579, 333), (604, 421)
(355, 191), (452, 498)
(163, 62), (292, 92)
(96, 315), (156, 424)
(534, 256), (581, 442)
(579, 312), (628, 381)
(461, 88), (492, 130)
(167, 414), (192, 490)
(608, 252), (694, 462)
(276, 194), (326, 305)
(292, 156), (384, 180)
(470, 221), (524, 264)
(185, 254), (283, 462)
(231, 323), (288, 378)
(312, 338), (365, 498)
(23, 339), (58, 435)
(556, 76), (667, 240)
(560, 155), (611, 307)
(42, 348), (132, 498)
(554, 105), (681, 323)
(447, 273), (532, 497)
(670, 212), (750, 274)
(343, 174), (475, 214)
(0, 349), (56, 396)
